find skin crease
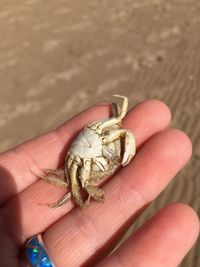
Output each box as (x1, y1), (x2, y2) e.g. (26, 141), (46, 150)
(0, 99), (198, 267)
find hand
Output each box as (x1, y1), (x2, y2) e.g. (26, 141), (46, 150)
(0, 100), (199, 267)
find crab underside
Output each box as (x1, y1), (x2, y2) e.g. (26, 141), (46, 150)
(40, 95), (136, 208)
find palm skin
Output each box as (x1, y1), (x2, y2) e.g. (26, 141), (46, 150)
(0, 99), (199, 267)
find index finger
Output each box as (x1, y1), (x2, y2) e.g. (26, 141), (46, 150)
(0, 103), (111, 205)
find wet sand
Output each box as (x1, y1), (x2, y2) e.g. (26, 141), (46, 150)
(0, 0), (199, 266)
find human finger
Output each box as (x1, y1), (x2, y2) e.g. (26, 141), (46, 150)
(97, 204), (199, 267)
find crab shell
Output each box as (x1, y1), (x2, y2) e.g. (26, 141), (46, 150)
(69, 126), (121, 176)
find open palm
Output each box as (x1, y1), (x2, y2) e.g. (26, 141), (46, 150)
(0, 100), (199, 267)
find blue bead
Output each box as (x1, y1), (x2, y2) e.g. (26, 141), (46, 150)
(26, 236), (54, 267)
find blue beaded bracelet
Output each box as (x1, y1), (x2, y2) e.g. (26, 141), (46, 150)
(25, 235), (55, 267)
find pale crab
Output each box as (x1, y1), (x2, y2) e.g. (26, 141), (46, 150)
(40, 95), (136, 207)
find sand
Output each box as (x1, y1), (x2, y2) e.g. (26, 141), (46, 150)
(0, 0), (199, 266)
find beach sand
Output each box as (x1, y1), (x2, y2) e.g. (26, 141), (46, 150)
(0, 0), (199, 265)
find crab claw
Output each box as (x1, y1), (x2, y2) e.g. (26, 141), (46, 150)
(122, 130), (136, 166)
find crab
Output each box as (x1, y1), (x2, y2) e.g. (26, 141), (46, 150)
(40, 95), (136, 207)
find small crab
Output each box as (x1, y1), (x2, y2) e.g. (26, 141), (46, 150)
(40, 95), (136, 207)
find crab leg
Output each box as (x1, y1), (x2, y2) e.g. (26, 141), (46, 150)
(122, 130), (136, 165)
(103, 129), (136, 166)
(66, 152), (75, 169)
(70, 161), (84, 207)
(65, 152), (76, 184)
(102, 129), (126, 143)
(88, 117), (121, 133)
(88, 95), (128, 132)
(44, 169), (65, 176)
(38, 169), (68, 188)
(47, 192), (72, 208)
(93, 157), (109, 172)
(113, 95), (128, 120)
(84, 184), (105, 205)
(79, 158), (91, 187)
(78, 158), (105, 205)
